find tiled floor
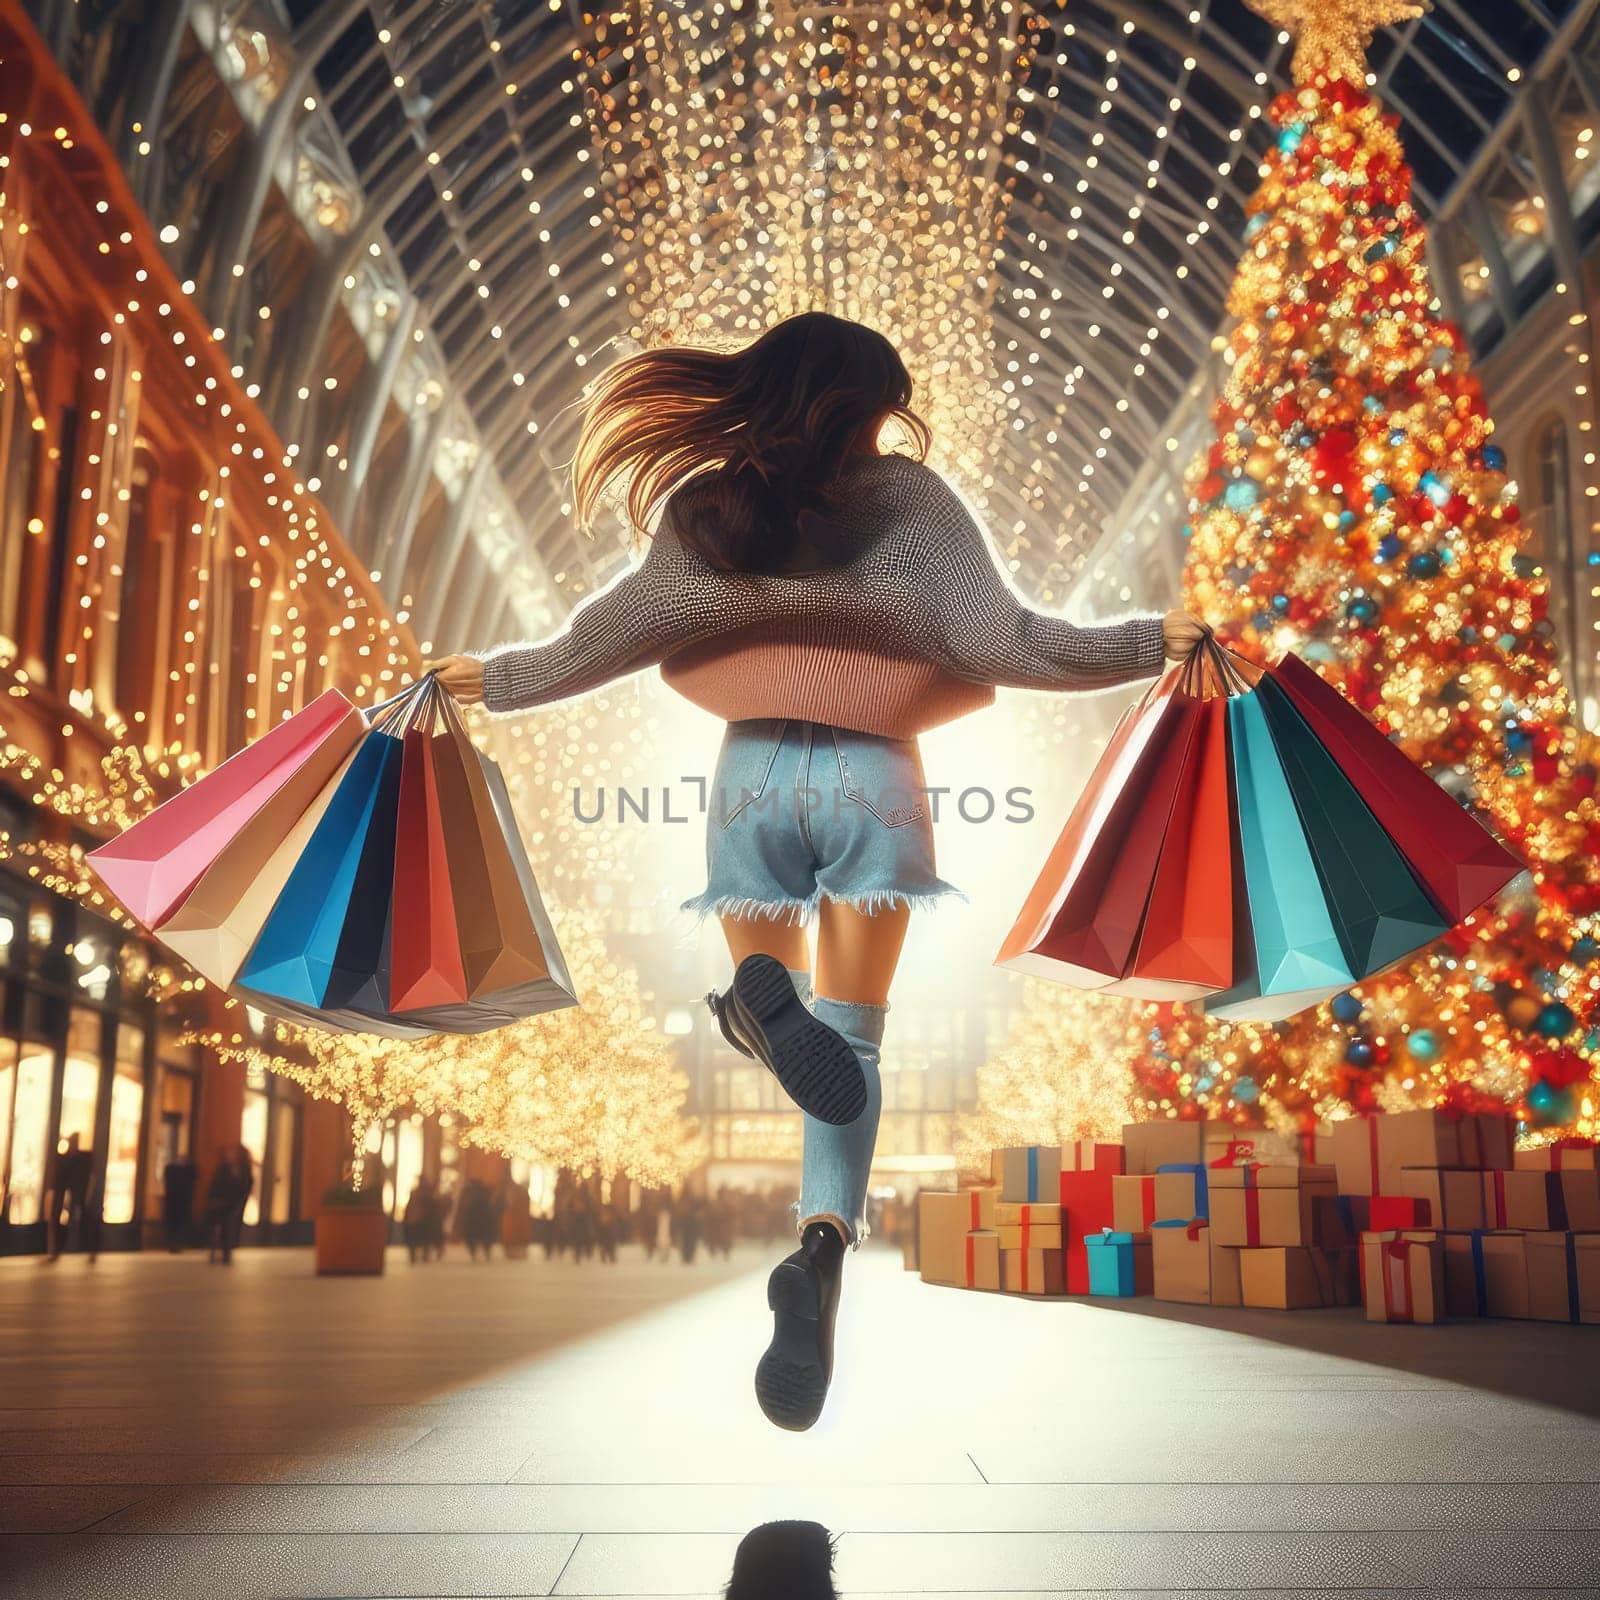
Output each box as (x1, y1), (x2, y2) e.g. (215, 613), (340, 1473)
(2, 1243), (1599, 1597)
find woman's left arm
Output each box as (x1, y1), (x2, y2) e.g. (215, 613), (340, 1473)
(920, 485), (1171, 691)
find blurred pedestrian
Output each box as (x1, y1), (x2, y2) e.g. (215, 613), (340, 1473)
(726, 1521), (838, 1599)
(596, 1199), (618, 1264)
(162, 1156), (198, 1252)
(204, 1144), (253, 1266)
(457, 1177), (497, 1262)
(403, 1176), (437, 1264)
(43, 1133), (96, 1264)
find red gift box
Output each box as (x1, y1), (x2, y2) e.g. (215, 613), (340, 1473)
(1063, 1139), (1125, 1175)
(1059, 1168), (1117, 1294)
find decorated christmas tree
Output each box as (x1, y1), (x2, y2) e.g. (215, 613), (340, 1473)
(1128, 0), (1600, 1141)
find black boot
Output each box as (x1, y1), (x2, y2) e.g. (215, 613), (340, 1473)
(755, 1220), (845, 1432)
(706, 954), (866, 1126)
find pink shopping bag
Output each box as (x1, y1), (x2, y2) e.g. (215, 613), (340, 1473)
(88, 689), (361, 928)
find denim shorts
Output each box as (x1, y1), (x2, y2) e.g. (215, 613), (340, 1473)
(680, 718), (965, 924)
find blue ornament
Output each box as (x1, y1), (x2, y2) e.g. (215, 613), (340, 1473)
(1338, 510), (1358, 531)
(1371, 482), (1393, 505)
(1224, 477), (1261, 512)
(1572, 935), (1600, 965)
(1331, 992), (1364, 1024)
(1345, 1039), (1375, 1068)
(1388, 428), (1407, 447)
(1362, 395), (1384, 414)
(1405, 1029), (1439, 1062)
(1278, 123), (1306, 154)
(1439, 545), (1457, 565)
(1505, 726), (1531, 753)
(1535, 1002), (1577, 1038)
(1364, 236), (1396, 263)
(1346, 595), (1380, 625)
(1480, 444), (1506, 472)
(1377, 534), (1402, 563)
(1407, 551), (1442, 580)
(1418, 471), (1452, 507)
(1588, 551), (1600, 567)
(1244, 213), (1268, 240)
(1271, 593), (1290, 613)
(1527, 1079), (1556, 1112)
(1231, 1076), (1260, 1104)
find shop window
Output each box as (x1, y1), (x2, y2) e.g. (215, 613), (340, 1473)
(269, 1098), (297, 1226)
(241, 1089), (269, 1227)
(156, 1068), (194, 1166)
(102, 1023), (145, 1227)
(6, 1044), (53, 1225)
(59, 1008), (103, 1151)
(0, 1032), (14, 1222)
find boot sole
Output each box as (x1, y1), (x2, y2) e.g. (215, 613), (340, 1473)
(754, 1259), (828, 1432)
(728, 955), (867, 1127)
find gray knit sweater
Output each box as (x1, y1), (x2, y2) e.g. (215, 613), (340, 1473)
(478, 452), (1166, 735)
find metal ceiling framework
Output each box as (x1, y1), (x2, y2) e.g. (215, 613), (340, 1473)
(22, 0), (1593, 643)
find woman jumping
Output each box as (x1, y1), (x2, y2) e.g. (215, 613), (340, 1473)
(427, 311), (1205, 1431)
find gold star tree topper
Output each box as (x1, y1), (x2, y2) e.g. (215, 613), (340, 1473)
(1247, 0), (1428, 86)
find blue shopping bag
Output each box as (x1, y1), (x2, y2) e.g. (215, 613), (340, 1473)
(1254, 675), (1449, 977)
(1206, 689), (1354, 1021)
(237, 729), (395, 1005)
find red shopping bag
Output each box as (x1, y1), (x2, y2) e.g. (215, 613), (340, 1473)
(1271, 653), (1522, 921)
(388, 691), (470, 1012)
(1106, 691), (1235, 998)
(998, 663), (1194, 983)
(88, 690), (361, 928)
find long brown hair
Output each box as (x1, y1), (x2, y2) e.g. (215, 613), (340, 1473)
(572, 312), (932, 571)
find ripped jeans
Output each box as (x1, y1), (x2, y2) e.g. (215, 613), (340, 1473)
(680, 718), (964, 926)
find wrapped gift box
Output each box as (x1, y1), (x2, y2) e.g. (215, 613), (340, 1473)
(1000, 1146), (1063, 1205)
(1112, 1170), (1204, 1232)
(1524, 1231), (1600, 1324)
(1002, 1246), (1065, 1296)
(918, 1192), (966, 1285)
(1063, 1139), (1124, 1175)
(1558, 1168), (1600, 1231)
(1333, 1110), (1514, 1196)
(1156, 1162), (1209, 1219)
(960, 1229), (1000, 1292)
(1151, 1216), (1211, 1304)
(1086, 1229), (1153, 1297)
(989, 1150), (1006, 1186)
(1123, 1120), (1207, 1176)
(1481, 1169), (1565, 1231)
(1240, 1245), (1350, 1310)
(1313, 1193), (1371, 1251)
(961, 1186), (999, 1233)
(1299, 1121), (1337, 1166)
(1514, 1139), (1597, 1173)
(1210, 1165), (1336, 1249)
(1059, 1169), (1117, 1295)
(1112, 1175), (1158, 1233)
(1210, 1235), (1244, 1307)
(1396, 1168), (1485, 1232)
(999, 1222), (1064, 1252)
(1362, 1230), (1445, 1323)
(1369, 1195), (1432, 1232)
(1439, 1229), (1521, 1318)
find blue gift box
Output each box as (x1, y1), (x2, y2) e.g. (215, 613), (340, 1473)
(1156, 1161), (1210, 1219)
(1085, 1228), (1151, 1297)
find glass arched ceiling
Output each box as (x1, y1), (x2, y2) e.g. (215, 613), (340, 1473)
(281, 0), (1581, 598)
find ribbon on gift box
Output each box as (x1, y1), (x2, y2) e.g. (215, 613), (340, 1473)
(968, 1191), (986, 1231)
(1133, 1175), (1156, 1229)
(1020, 1246), (1032, 1293)
(964, 1234), (977, 1290)
(1381, 1237), (1418, 1323)
(1442, 1108), (1485, 1169)
(1242, 1186), (1262, 1247)
(1564, 1232), (1581, 1324)
(1020, 1215), (1035, 1252)
(1026, 1147), (1039, 1202)
(1469, 1230), (1488, 1317)
(1485, 1170), (1509, 1229)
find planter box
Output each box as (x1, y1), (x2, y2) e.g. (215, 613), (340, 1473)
(315, 1207), (388, 1276)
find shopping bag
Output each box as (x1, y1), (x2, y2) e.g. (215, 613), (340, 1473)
(1106, 691), (1235, 998)
(1205, 686), (1355, 1021)
(87, 689), (360, 926)
(430, 691), (551, 998)
(997, 664), (1192, 981)
(1271, 652), (1522, 920)
(158, 740), (363, 988)
(1255, 674), (1450, 977)
(388, 684), (471, 1012)
(236, 730), (397, 1006)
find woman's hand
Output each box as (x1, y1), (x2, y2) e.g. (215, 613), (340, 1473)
(1162, 609), (1209, 662)
(422, 654), (486, 705)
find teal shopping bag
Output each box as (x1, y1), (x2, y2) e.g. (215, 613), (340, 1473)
(236, 730), (395, 1005)
(1206, 689), (1354, 1022)
(1255, 675), (1449, 977)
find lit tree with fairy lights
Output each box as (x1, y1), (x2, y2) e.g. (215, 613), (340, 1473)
(1127, 0), (1600, 1141)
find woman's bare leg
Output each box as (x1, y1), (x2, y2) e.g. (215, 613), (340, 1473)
(815, 898), (909, 1006)
(720, 912), (811, 976)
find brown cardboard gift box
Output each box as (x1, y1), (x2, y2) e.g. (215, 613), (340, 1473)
(1210, 1234), (1243, 1307)
(1514, 1140), (1596, 1172)
(1361, 1230), (1445, 1323)
(1333, 1110), (1515, 1196)
(960, 1186), (999, 1233)
(1239, 1245), (1352, 1310)
(1122, 1120), (1206, 1176)
(1480, 1169), (1564, 1231)
(995, 1201), (1061, 1227)
(1313, 1193), (1371, 1251)
(1002, 1246), (1066, 1295)
(1111, 1174), (1194, 1232)
(917, 1192), (966, 1285)
(1437, 1229), (1530, 1319)
(1150, 1217), (1211, 1304)
(1558, 1168), (1600, 1231)
(1397, 1168), (1485, 1232)
(1524, 1231), (1600, 1324)
(1210, 1165), (1336, 1249)
(998, 1223), (1064, 1252)
(999, 1146), (1063, 1205)
(959, 1229), (1001, 1292)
